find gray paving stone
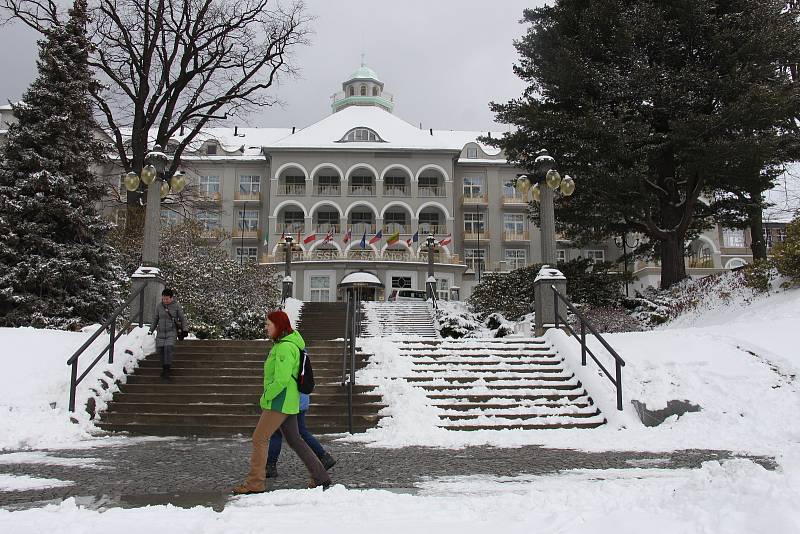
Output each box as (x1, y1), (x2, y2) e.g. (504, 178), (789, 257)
(0, 437), (776, 511)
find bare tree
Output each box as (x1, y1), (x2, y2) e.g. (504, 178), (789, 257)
(2, 0), (309, 217)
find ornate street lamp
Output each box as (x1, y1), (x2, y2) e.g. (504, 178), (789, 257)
(282, 235), (295, 301)
(614, 233), (641, 297)
(513, 149), (576, 265)
(122, 145), (187, 325)
(425, 234), (437, 301)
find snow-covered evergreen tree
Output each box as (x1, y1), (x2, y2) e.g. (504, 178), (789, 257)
(0, 0), (123, 329)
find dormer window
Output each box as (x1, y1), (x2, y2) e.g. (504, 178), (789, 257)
(349, 86), (354, 96)
(372, 87), (379, 96)
(206, 143), (218, 155)
(466, 146), (478, 159)
(339, 127), (384, 143)
(360, 85), (367, 96)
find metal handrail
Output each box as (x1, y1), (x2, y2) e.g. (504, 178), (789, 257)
(341, 290), (360, 433)
(67, 283), (149, 412)
(551, 285), (626, 411)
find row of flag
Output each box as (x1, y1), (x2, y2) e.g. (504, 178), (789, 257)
(272, 228), (452, 248)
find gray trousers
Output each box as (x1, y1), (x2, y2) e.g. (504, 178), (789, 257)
(157, 345), (174, 366)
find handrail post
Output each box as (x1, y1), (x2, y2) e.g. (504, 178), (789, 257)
(616, 359), (623, 411)
(553, 287), (559, 329)
(109, 320), (116, 364)
(342, 291), (351, 385)
(68, 360), (78, 412)
(138, 288), (145, 327)
(581, 320), (586, 366)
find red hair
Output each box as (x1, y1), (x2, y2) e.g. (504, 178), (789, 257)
(267, 310), (294, 340)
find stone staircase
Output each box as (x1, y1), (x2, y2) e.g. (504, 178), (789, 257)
(362, 301), (440, 338)
(98, 302), (385, 436)
(394, 338), (606, 430)
(98, 339), (383, 436)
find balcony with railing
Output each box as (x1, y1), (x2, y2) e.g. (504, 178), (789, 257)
(276, 183), (306, 196)
(502, 193), (528, 206)
(348, 183), (376, 196)
(503, 230), (530, 242)
(383, 223), (408, 235)
(463, 230), (490, 241)
(232, 228), (261, 240)
(261, 251), (464, 265)
(418, 185), (445, 198)
(234, 191), (261, 202)
(274, 222), (305, 235)
(196, 191), (222, 203)
(314, 184), (341, 196)
(461, 192), (489, 206)
(383, 184), (409, 197)
(315, 223), (341, 235)
(418, 224), (448, 236)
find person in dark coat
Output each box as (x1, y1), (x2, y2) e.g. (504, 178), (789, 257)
(148, 288), (187, 381)
(265, 391), (337, 478)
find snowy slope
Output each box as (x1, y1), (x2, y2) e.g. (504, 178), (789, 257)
(0, 326), (155, 450)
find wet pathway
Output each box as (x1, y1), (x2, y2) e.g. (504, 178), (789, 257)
(0, 436), (776, 511)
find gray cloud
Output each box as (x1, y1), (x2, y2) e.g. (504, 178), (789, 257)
(0, 0), (542, 131)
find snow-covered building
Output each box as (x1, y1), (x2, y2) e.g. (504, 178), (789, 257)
(3, 64), (787, 299)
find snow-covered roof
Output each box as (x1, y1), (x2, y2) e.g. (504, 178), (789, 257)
(339, 271), (384, 287)
(109, 107), (507, 159)
(266, 106), (503, 154)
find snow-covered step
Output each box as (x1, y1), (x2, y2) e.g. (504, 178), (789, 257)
(404, 373), (575, 383)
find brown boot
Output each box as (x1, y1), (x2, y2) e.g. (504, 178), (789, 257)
(232, 483), (265, 495)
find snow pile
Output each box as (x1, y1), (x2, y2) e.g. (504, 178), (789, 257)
(1, 457), (799, 533)
(0, 474), (73, 492)
(0, 326), (154, 450)
(346, 283), (800, 455)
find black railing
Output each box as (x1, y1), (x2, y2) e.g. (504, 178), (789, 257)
(552, 285), (626, 411)
(341, 288), (361, 433)
(66, 284), (149, 412)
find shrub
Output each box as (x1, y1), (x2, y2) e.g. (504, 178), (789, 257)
(742, 259), (773, 293)
(772, 218), (800, 287)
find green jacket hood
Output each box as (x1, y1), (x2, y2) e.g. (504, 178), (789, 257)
(279, 330), (305, 351)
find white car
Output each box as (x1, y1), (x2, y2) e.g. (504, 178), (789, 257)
(387, 289), (428, 301)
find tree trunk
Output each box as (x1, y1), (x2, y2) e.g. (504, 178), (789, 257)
(748, 187), (768, 261)
(660, 236), (688, 289)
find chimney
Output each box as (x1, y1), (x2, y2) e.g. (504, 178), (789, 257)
(234, 125), (238, 136)
(488, 131), (492, 138)
(429, 128), (433, 136)
(179, 124), (184, 136)
(292, 126), (296, 134)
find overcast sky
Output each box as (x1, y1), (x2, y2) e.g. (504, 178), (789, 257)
(0, 0), (543, 132)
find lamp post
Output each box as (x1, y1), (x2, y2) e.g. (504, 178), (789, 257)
(122, 145), (187, 325)
(425, 234), (436, 301)
(513, 150), (576, 265)
(614, 233), (641, 297)
(282, 235), (295, 301)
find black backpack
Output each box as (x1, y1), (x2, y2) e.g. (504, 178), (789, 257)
(296, 348), (315, 394)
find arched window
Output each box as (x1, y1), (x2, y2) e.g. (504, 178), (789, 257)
(372, 87), (379, 96)
(338, 127), (384, 143)
(349, 86), (354, 96)
(360, 85), (367, 96)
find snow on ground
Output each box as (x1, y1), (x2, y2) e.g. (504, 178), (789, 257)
(348, 281), (800, 456)
(0, 475), (73, 492)
(0, 326), (155, 451)
(0, 452), (107, 469)
(1, 456), (799, 533)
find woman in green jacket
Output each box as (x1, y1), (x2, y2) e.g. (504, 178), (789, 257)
(233, 310), (332, 494)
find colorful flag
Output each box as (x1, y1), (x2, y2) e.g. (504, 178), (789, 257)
(405, 237), (413, 247)
(369, 229), (383, 245)
(386, 230), (400, 245)
(303, 232), (317, 245)
(279, 229), (286, 243)
(359, 231), (367, 249)
(411, 231), (419, 243)
(322, 228), (334, 244)
(439, 233), (452, 246)
(343, 228), (352, 244)
(297, 228), (302, 244)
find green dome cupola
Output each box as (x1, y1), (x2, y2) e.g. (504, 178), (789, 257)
(331, 57), (395, 114)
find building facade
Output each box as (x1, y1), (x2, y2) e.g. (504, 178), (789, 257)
(3, 66), (777, 301)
